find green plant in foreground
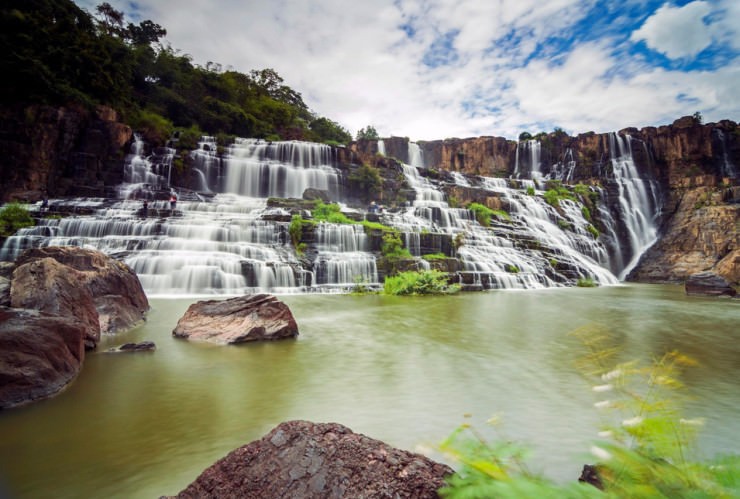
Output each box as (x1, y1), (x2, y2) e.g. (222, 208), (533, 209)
(383, 269), (460, 295)
(468, 202), (495, 227)
(439, 326), (740, 498)
(381, 232), (412, 260)
(0, 202), (34, 236)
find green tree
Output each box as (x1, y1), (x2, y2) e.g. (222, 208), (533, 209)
(356, 125), (380, 140)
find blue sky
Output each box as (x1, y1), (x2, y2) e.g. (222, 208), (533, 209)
(75, 0), (739, 140)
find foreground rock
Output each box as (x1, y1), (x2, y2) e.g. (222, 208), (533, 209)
(1, 247), (149, 408)
(13, 247), (150, 344)
(173, 294), (298, 345)
(0, 308), (87, 408)
(685, 271), (737, 297)
(168, 420), (453, 498)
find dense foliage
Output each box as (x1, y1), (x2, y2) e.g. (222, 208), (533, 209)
(0, 0), (351, 145)
(384, 269), (460, 295)
(0, 202), (34, 236)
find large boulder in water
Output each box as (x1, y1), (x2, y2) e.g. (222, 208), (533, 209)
(173, 294), (298, 345)
(685, 271), (737, 297)
(168, 420), (453, 498)
(13, 246), (149, 344)
(0, 307), (87, 409)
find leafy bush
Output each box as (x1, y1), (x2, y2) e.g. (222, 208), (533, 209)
(581, 205), (592, 221)
(586, 224), (600, 239)
(288, 214), (304, 248)
(504, 264), (520, 273)
(312, 201), (355, 224)
(526, 186), (536, 196)
(381, 232), (412, 260)
(576, 277), (597, 287)
(0, 203), (34, 236)
(348, 163), (382, 203)
(384, 269), (460, 295)
(468, 203), (495, 227)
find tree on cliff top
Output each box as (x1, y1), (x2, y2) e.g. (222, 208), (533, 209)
(357, 126), (380, 140)
(0, 0), (350, 146)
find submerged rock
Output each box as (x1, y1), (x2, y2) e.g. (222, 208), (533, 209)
(105, 341), (156, 353)
(0, 307), (87, 409)
(172, 294), (299, 345)
(168, 420), (453, 499)
(685, 271), (737, 297)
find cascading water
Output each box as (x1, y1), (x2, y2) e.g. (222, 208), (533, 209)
(514, 140), (542, 180)
(377, 139), (386, 156)
(1, 131), (664, 294)
(120, 134), (175, 197)
(713, 129), (738, 179)
(223, 139), (341, 199)
(605, 133), (661, 279)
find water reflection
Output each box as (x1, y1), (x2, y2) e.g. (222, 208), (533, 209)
(0, 284), (737, 498)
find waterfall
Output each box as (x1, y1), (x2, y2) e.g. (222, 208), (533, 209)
(714, 129), (738, 179)
(514, 140), (542, 179)
(377, 140), (386, 156)
(120, 134), (175, 197)
(408, 142), (424, 168)
(190, 136), (220, 192)
(223, 139), (341, 199)
(607, 133), (661, 279)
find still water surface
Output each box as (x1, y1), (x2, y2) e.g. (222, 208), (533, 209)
(0, 284), (738, 498)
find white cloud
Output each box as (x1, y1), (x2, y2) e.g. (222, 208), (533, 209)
(630, 1), (713, 59)
(71, 0), (740, 141)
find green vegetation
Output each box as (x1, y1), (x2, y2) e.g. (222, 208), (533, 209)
(348, 163), (382, 203)
(384, 269), (460, 295)
(465, 203), (510, 224)
(312, 201), (355, 224)
(581, 205), (592, 221)
(439, 327), (740, 498)
(543, 180), (576, 208)
(356, 125), (380, 140)
(0, 203), (34, 236)
(381, 232), (412, 260)
(422, 253), (448, 261)
(586, 224), (600, 239)
(576, 277), (597, 287)
(504, 264), (519, 273)
(558, 219), (572, 230)
(1, 0), (351, 145)
(526, 186), (536, 196)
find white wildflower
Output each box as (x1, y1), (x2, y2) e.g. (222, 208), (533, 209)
(594, 400), (611, 409)
(590, 445), (612, 461)
(680, 418), (706, 427)
(592, 384), (613, 392)
(622, 416), (643, 427)
(598, 430), (613, 438)
(601, 369), (622, 381)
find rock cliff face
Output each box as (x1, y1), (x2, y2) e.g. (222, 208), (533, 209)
(0, 105), (131, 202)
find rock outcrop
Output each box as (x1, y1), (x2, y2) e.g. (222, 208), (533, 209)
(685, 271), (737, 297)
(0, 247), (149, 408)
(0, 307), (87, 409)
(628, 185), (739, 283)
(0, 104), (131, 202)
(173, 294), (299, 345)
(14, 246), (149, 341)
(168, 420), (453, 499)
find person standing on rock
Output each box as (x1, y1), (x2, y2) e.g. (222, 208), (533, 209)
(169, 193), (177, 212)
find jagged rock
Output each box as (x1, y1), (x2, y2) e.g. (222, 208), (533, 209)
(0, 307), (87, 409)
(14, 247), (149, 337)
(302, 188), (331, 202)
(105, 341), (156, 353)
(11, 257), (101, 349)
(173, 294), (299, 345)
(685, 271), (737, 297)
(168, 420), (453, 499)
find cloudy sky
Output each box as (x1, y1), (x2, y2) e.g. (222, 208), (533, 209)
(74, 0), (739, 141)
